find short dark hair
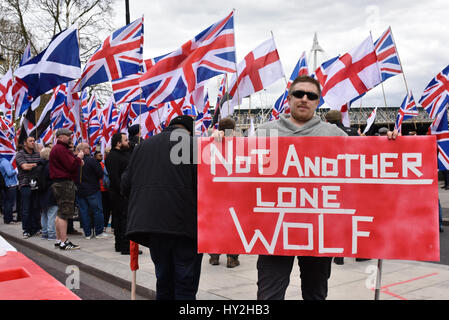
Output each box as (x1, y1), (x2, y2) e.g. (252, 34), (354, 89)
(218, 117), (236, 131)
(111, 133), (125, 148)
(288, 75), (321, 97)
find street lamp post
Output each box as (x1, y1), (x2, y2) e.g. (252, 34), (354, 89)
(125, 0), (130, 24)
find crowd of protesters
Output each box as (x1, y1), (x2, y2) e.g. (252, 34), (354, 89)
(0, 75), (446, 301)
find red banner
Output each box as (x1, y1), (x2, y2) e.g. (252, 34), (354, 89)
(197, 136), (440, 261)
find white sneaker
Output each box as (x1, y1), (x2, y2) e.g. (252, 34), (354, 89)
(95, 233), (109, 239)
(85, 235), (92, 240)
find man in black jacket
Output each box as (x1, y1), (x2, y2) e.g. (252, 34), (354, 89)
(325, 110), (359, 136)
(75, 143), (108, 239)
(105, 133), (131, 254)
(122, 115), (201, 300)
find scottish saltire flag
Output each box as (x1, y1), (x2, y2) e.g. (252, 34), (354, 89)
(419, 65), (449, 119)
(394, 91), (418, 132)
(139, 11), (236, 106)
(363, 107), (377, 134)
(20, 43), (32, 66)
(75, 17), (144, 91)
(13, 25), (81, 101)
(428, 107), (449, 170)
(271, 51), (309, 120)
(319, 36), (381, 108)
(374, 27), (402, 82)
(228, 38), (284, 108)
(112, 55), (168, 105)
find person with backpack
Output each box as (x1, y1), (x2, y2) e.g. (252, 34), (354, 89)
(0, 156), (19, 225)
(37, 147), (57, 240)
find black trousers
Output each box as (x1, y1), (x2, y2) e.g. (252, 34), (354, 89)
(109, 191), (129, 252)
(148, 234), (203, 300)
(257, 255), (332, 300)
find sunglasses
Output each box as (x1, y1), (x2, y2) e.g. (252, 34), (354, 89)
(290, 90), (319, 101)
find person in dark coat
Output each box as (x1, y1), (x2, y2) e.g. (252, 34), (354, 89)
(122, 115), (201, 300)
(105, 132), (132, 254)
(75, 142), (108, 239)
(325, 110), (359, 136)
(127, 124), (141, 151)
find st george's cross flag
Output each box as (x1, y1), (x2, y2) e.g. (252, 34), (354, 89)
(75, 17), (144, 91)
(320, 35), (381, 109)
(419, 65), (449, 119)
(395, 91), (418, 132)
(363, 106), (378, 134)
(227, 38), (284, 108)
(271, 51), (309, 120)
(139, 12), (236, 106)
(13, 25), (81, 102)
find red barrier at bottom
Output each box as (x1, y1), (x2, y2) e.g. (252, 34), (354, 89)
(0, 251), (80, 300)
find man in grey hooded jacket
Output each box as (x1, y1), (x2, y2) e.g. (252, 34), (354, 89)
(255, 75), (346, 300)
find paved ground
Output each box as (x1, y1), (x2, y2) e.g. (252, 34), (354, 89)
(0, 182), (448, 300)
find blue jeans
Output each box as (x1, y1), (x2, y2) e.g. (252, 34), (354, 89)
(2, 186), (17, 224)
(77, 191), (104, 237)
(41, 205), (57, 239)
(20, 186), (41, 234)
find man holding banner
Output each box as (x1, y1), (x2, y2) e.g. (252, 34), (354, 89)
(254, 76), (399, 300)
(253, 76), (347, 300)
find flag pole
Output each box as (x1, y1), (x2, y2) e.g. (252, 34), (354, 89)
(270, 30), (288, 120)
(231, 8), (241, 128)
(388, 26), (409, 95)
(388, 26), (417, 131)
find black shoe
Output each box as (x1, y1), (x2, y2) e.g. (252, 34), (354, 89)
(334, 257), (344, 265)
(356, 258), (371, 262)
(121, 250), (142, 255)
(440, 226), (444, 233)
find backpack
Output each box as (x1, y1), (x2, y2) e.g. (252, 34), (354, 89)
(29, 161), (50, 191)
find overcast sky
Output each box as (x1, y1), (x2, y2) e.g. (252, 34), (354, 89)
(112, 0), (449, 110)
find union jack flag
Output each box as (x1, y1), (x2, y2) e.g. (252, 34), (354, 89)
(0, 127), (16, 165)
(195, 90), (212, 136)
(139, 11), (236, 106)
(428, 107), (449, 170)
(75, 17), (144, 91)
(100, 98), (118, 145)
(79, 90), (90, 141)
(312, 55), (340, 108)
(394, 91), (418, 132)
(374, 27), (403, 82)
(112, 55), (169, 105)
(38, 126), (54, 146)
(216, 73), (227, 108)
(419, 65), (449, 119)
(271, 51), (309, 120)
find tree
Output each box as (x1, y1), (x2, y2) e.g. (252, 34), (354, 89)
(0, 0), (116, 104)
(0, 0), (115, 72)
